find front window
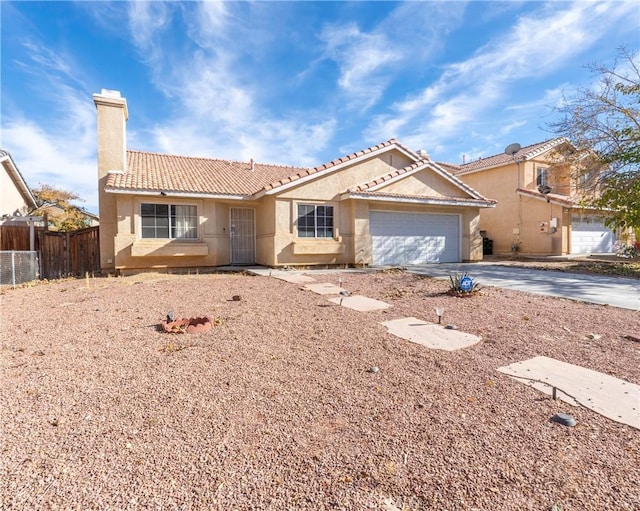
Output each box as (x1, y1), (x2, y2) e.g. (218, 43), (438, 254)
(536, 167), (548, 187)
(141, 203), (198, 239)
(297, 204), (334, 238)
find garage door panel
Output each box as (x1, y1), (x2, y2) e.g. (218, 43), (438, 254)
(571, 217), (615, 254)
(370, 211), (460, 265)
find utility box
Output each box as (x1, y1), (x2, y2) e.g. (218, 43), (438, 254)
(539, 221), (549, 233)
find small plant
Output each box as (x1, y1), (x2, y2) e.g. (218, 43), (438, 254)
(614, 240), (638, 259)
(448, 271), (480, 296)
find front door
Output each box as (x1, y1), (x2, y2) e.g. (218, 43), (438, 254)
(230, 208), (256, 264)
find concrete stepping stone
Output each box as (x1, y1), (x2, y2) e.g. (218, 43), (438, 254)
(269, 271), (316, 283)
(497, 356), (639, 429)
(304, 283), (346, 295)
(327, 295), (391, 311)
(381, 317), (481, 351)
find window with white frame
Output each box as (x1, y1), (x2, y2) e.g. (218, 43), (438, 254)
(536, 167), (548, 187)
(297, 204), (334, 238)
(141, 203), (198, 239)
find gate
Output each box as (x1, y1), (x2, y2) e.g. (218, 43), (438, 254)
(39, 226), (100, 279)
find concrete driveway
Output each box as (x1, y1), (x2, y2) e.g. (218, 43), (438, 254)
(408, 263), (640, 310)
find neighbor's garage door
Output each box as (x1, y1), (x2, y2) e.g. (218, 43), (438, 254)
(571, 215), (615, 254)
(370, 211), (460, 265)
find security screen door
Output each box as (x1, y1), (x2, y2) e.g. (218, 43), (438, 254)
(230, 208), (256, 264)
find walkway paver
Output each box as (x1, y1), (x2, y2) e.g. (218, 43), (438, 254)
(304, 283), (345, 295)
(381, 317), (482, 351)
(327, 295), (391, 311)
(497, 356), (640, 429)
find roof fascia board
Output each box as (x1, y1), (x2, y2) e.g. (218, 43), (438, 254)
(515, 190), (573, 207)
(345, 192), (496, 208)
(259, 143), (419, 197)
(105, 188), (249, 201)
(1, 154), (38, 208)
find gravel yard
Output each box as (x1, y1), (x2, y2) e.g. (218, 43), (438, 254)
(1, 270), (639, 510)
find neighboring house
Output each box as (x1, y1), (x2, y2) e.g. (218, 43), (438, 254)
(0, 149), (37, 217)
(444, 138), (616, 256)
(93, 90), (495, 272)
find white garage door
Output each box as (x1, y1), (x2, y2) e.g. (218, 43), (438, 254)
(571, 216), (615, 254)
(370, 211), (460, 265)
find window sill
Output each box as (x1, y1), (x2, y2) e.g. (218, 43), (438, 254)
(131, 240), (208, 257)
(293, 239), (344, 255)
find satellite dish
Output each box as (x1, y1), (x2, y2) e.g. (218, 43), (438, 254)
(538, 184), (552, 195)
(504, 143), (521, 156)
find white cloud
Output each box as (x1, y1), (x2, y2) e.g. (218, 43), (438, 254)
(366, 0), (638, 154)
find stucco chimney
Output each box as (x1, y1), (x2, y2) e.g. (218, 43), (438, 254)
(93, 89), (128, 272)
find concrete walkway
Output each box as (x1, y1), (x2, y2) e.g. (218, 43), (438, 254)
(408, 263), (640, 310)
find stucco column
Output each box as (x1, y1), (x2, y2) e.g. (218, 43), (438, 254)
(93, 90), (128, 272)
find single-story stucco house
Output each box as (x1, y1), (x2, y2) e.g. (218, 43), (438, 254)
(93, 89), (495, 272)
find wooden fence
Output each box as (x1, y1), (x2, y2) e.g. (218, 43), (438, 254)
(0, 225), (38, 251)
(0, 225), (100, 279)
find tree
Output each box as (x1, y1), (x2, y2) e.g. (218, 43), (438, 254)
(30, 184), (91, 232)
(549, 47), (640, 232)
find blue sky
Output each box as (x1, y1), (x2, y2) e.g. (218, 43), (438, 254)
(1, 1), (638, 213)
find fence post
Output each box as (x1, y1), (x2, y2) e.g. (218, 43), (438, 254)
(11, 250), (16, 287)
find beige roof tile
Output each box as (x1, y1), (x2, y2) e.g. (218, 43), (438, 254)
(106, 139), (419, 197)
(452, 138), (570, 176)
(107, 151), (310, 196)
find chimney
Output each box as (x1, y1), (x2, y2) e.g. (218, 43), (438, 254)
(250, 158), (255, 171)
(93, 89), (128, 271)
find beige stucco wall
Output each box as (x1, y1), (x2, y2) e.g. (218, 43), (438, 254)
(104, 146), (485, 270)
(0, 169), (29, 216)
(459, 159), (571, 255)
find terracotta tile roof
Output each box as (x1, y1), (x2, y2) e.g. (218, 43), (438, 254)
(107, 139), (420, 197)
(261, 138), (418, 192)
(107, 151), (310, 196)
(348, 160), (493, 203)
(452, 138), (570, 176)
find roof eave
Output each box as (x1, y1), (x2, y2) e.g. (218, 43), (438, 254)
(0, 153), (38, 209)
(261, 142), (420, 197)
(344, 192), (496, 208)
(105, 187), (250, 201)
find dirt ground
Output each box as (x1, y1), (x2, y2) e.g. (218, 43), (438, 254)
(1, 270), (639, 510)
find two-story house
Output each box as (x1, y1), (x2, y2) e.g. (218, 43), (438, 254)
(443, 138), (616, 256)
